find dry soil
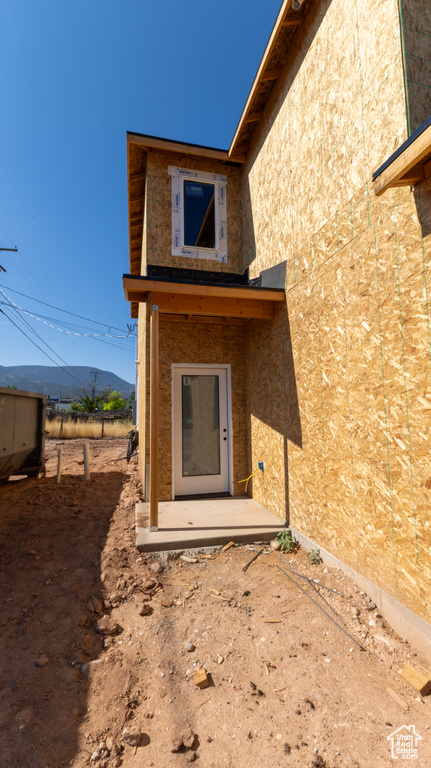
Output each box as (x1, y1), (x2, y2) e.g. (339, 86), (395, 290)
(0, 438), (430, 768)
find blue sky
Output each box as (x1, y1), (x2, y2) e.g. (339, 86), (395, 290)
(0, 0), (280, 386)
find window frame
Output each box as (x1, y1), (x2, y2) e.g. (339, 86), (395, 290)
(168, 166), (227, 263)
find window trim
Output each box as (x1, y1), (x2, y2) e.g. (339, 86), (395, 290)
(168, 166), (227, 263)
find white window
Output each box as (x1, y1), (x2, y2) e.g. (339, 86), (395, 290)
(168, 166), (227, 263)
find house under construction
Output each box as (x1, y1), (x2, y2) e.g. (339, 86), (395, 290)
(123, 0), (431, 656)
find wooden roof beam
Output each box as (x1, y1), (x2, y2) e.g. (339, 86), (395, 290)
(261, 69), (283, 82)
(128, 132), (229, 162)
(123, 276), (285, 303)
(374, 121), (431, 195)
(127, 291), (277, 320)
(230, 143), (249, 157)
(129, 172), (146, 182)
(244, 112), (264, 124)
(281, 17), (303, 26)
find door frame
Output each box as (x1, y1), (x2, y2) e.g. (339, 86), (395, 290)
(171, 363), (233, 499)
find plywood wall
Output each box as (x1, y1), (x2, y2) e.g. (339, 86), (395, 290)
(242, 0), (431, 623)
(145, 152), (243, 275)
(401, 0), (431, 132)
(154, 319), (247, 501)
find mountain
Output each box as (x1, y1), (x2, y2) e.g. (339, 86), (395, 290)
(0, 365), (134, 399)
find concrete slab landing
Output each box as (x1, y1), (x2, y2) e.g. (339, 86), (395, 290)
(135, 497), (284, 552)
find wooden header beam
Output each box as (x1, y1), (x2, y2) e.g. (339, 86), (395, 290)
(123, 275), (285, 302)
(123, 276), (285, 321)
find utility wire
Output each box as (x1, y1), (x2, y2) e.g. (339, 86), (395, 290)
(0, 308), (88, 386)
(0, 293), (134, 339)
(1, 291), (90, 383)
(276, 565), (366, 651)
(0, 283), (129, 333)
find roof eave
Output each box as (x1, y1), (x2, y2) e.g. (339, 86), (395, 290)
(229, 0), (307, 158)
(373, 116), (431, 195)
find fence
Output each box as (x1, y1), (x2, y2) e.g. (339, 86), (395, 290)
(46, 409), (132, 439)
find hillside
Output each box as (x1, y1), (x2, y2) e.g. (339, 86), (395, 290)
(0, 365), (134, 399)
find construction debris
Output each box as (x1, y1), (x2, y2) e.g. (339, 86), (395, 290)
(193, 668), (210, 689)
(242, 549), (263, 572)
(221, 541), (235, 552)
(400, 662), (431, 696)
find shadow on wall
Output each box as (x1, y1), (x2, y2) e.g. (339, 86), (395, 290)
(414, 182), (431, 241)
(245, 303), (302, 525)
(0, 470), (127, 767)
(238, 0), (336, 523)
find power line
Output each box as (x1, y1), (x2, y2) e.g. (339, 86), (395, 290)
(0, 308), (88, 386)
(0, 293), (89, 387)
(0, 293), (134, 339)
(0, 283), (130, 332)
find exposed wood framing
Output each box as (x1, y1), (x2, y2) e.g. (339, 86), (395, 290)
(374, 122), (431, 195)
(229, 0), (307, 158)
(123, 276), (284, 321)
(148, 293), (277, 320)
(149, 304), (159, 530)
(123, 276), (285, 302)
(128, 132), (230, 162)
(244, 112), (264, 124)
(261, 68), (283, 81)
(158, 314), (246, 325)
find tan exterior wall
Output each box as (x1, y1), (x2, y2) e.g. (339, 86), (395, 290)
(242, 0), (431, 624)
(136, 151), (244, 491)
(156, 319), (248, 500)
(145, 151), (243, 274)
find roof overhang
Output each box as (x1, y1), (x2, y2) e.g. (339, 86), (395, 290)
(373, 116), (431, 196)
(229, 0), (309, 158)
(123, 274), (285, 322)
(127, 131), (232, 162)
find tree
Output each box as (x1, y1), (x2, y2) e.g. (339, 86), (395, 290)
(102, 390), (126, 411)
(70, 393), (102, 412)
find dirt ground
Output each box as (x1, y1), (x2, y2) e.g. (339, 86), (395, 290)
(0, 438), (430, 768)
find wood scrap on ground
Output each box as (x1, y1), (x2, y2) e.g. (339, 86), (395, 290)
(386, 687), (408, 709)
(400, 662), (431, 695)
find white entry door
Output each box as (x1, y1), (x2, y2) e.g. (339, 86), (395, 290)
(173, 366), (230, 496)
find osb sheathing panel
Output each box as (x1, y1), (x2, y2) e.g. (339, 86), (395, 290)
(246, 190), (431, 622)
(242, 0), (431, 621)
(145, 152), (243, 274)
(401, 0), (431, 132)
(153, 320), (247, 501)
(242, 0), (407, 282)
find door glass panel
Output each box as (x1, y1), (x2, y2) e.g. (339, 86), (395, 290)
(182, 375), (220, 477)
